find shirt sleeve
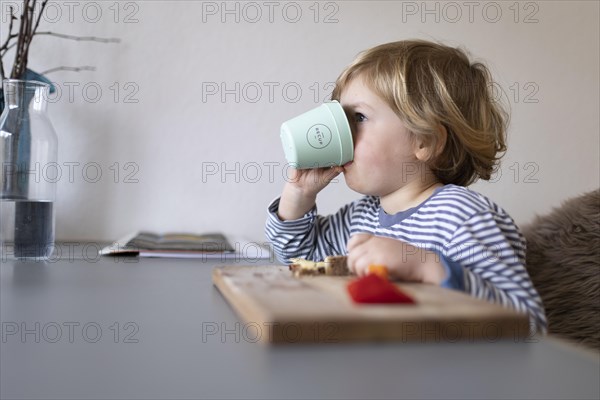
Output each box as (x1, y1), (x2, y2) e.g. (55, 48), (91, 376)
(265, 197), (352, 264)
(445, 210), (547, 335)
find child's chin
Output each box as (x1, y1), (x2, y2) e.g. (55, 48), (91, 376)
(342, 173), (357, 191)
(344, 175), (376, 196)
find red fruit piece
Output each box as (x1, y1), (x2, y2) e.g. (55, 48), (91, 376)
(347, 274), (415, 304)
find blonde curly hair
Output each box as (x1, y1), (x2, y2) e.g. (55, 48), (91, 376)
(331, 40), (508, 186)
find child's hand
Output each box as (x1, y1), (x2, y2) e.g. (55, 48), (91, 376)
(277, 167), (342, 220)
(286, 167), (342, 196)
(346, 233), (447, 285)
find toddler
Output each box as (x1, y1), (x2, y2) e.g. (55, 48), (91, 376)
(265, 40), (546, 335)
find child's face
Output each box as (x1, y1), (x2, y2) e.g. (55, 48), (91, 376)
(340, 75), (421, 196)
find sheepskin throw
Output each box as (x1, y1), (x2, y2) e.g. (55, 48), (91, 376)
(523, 189), (600, 351)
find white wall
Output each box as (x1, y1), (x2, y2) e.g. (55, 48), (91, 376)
(2, 0), (598, 242)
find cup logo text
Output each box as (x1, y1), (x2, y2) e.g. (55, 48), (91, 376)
(306, 124), (332, 149)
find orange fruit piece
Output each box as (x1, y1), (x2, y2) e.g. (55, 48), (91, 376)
(368, 265), (389, 280)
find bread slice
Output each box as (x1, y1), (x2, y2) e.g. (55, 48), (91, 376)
(289, 255), (349, 277)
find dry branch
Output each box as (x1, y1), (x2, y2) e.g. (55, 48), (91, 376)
(1, 0), (120, 81)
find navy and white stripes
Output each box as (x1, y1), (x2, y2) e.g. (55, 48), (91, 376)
(265, 184), (547, 335)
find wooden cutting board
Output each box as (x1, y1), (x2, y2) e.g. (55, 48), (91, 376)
(212, 265), (530, 344)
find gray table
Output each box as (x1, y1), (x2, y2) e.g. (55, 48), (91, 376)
(1, 251), (599, 400)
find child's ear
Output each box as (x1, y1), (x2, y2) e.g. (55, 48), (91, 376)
(415, 125), (447, 161)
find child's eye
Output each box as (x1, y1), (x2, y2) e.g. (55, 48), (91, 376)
(354, 113), (366, 122)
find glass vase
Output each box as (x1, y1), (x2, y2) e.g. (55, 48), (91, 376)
(0, 79), (58, 260)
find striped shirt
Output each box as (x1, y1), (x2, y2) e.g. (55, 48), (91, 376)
(265, 184), (547, 335)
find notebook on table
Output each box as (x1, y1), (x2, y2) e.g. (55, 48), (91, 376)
(99, 231), (271, 259)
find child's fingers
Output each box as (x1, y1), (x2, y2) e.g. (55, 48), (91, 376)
(347, 234), (372, 274)
(323, 167), (342, 183)
(347, 234), (372, 275)
(351, 255), (371, 277)
(300, 167), (340, 191)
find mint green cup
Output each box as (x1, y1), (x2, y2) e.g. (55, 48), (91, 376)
(280, 100), (353, 169)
